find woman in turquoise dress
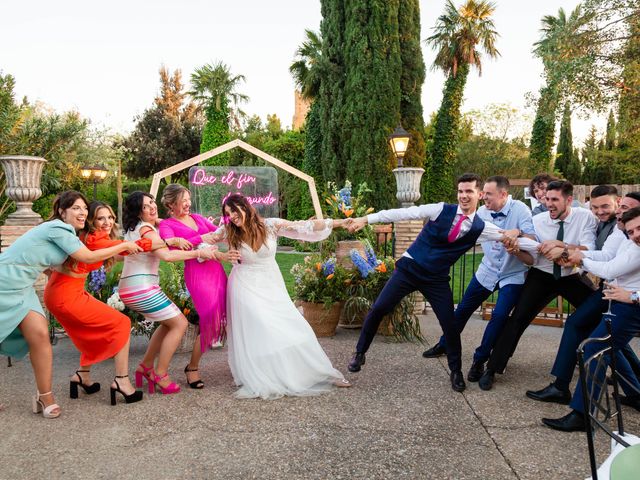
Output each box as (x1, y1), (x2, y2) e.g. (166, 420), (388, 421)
(0, 191), (142, 418)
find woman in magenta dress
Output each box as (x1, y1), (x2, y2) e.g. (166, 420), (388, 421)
(158, 184), (238, 388)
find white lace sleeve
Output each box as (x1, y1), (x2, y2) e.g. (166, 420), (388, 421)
(267, 218), (334, 242)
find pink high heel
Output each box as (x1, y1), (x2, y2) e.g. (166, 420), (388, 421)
(151, 372), (181, 395)
(135, 363), (154, 393)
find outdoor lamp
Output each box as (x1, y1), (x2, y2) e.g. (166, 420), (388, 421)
(80, 164), (109, 200)
(388, 124), (411, 167)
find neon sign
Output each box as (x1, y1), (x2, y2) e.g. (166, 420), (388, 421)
(189, 166), (279, 220)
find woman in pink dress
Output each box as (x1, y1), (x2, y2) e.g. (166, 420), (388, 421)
(159, 184), (239, 388)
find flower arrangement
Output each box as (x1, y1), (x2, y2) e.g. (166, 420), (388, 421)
(344, 241), (424, 343)
(291, 254), (350, 307)
(324, 180), (375, 243)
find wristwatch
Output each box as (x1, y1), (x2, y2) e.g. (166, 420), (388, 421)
(630, 291), (640, 305)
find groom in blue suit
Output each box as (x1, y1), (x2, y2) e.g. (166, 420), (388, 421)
(346, 173), (526, 392)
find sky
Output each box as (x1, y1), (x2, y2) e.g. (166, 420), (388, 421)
(1, 0), (604, 145)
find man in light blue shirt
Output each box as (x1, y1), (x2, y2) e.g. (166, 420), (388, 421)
(422, 176), (536, 382)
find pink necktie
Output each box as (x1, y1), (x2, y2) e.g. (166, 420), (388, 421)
(448, 215), (468, 243)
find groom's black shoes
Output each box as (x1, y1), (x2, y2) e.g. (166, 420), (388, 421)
(526, 383), (571, 405)
(542, 410), (587, 432)
(422, 343), (446, 358)
(348, 352), (366, 372)
(450, 370), (466, 392)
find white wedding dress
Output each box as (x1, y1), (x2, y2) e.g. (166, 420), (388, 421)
(226, 218), (346, 400)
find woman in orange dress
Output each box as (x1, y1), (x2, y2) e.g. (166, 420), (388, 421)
(44, 202), (157, 405)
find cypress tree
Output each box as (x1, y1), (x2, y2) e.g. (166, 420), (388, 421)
(555, 103), (573, 179)
(302, 102), (323, 181)
(341, 0), (401, 208)
(398, 0), (426, 169)
(605, 109), (616, 150)
(200, 99), (231, 166)
(318, 0), (347, 185)
(529, 85), (558, 171)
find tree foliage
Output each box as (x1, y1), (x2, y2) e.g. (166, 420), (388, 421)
(424, 0), (500, 202)
(122, 67), (202, 179)
(398, 0), (427, 169)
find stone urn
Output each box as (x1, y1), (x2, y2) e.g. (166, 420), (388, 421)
(392, 167), (425, 207)
(0, 155), (47, 225)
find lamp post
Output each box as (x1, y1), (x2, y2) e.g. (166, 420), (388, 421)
(388, 124), (424, 207)
(80, 165), (108, 200)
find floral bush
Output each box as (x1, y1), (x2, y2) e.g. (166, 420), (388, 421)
(344, 241), (424, 344)
(291, 254), (350, 307)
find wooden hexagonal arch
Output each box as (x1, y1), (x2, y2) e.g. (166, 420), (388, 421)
(149, 139), (323, 219)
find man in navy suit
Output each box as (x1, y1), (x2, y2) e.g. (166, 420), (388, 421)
(345, 173), (533, 392)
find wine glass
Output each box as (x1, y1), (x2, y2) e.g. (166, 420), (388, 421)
(603, 279), (617, 317)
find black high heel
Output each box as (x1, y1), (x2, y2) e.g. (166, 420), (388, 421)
(184, 364), (204, 389)
(110, 375), (144, 406)
(70, 369), (101, 399)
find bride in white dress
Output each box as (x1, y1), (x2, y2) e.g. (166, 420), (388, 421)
(219, 194), (351, 400)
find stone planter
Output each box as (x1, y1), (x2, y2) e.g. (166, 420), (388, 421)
(0, 155), (47, 226)
(392, 167), (424, 207)
(297, 300), (343, 337)
(335, 239), (365, 268)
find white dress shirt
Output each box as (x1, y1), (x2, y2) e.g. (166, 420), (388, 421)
(582, 226), (627, 262)
(531, 207), (598, 277)
(582, 239), (640, 291)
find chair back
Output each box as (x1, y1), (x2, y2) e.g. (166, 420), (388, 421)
(577, 319), (630, 480)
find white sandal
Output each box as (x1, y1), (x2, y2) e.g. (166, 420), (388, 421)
(32, 391), (61, 419)
(334, 378), (352, 388)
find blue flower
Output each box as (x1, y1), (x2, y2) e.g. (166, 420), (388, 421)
(364, 242), (378, 268)
(350, 249), (374, 278)
(88, 266), (107, 294)
(322, 258), (336, 276)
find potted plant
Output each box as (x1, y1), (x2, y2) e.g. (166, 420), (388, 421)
(343, 242), (424, 343)
(291, 254), (350, 337)
(323, 180), (375, 267)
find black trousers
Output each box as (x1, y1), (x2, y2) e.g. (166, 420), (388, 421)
(486, 268), (595, 374)
(355, 257), (464, 372)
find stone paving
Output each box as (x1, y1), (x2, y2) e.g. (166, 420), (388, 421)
(1, 314), (639, 480)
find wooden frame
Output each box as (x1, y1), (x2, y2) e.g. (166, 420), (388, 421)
(149, 139), (324, 219)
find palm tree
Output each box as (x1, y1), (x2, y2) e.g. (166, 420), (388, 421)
(289, 29), (323, 100)
(189, 61), (249, 129)
(423, 0), (499, 202)
(529, 6), (587, 170)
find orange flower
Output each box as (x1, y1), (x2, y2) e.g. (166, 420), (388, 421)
(325, 198), (333, 205)
(183, 308), (191, 315)
(365, 207), (374, 214)
(343, 209), (354, 217)
(375, 263), (387, 273)
(326, 273), (334, 280)
(316, 262), (322, 272)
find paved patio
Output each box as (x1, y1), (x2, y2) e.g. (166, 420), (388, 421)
(1, 313), (639, 479)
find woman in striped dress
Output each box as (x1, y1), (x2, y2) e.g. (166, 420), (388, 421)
(119, 192), (219, 394)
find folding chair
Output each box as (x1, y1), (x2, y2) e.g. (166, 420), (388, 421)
(577, 319), (640, 480)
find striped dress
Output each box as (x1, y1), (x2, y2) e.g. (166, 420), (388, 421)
(118, 222), (180, 321)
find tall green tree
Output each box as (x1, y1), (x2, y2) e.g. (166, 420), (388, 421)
(617, 7), (640, 149)
(290, 29), (325, 182)
(189, 61), (248, 164)
(605, 108), (617, 149)
(424, 0), (500, 202)
(341, 0), (402, 208)
(398, 0), (427, 169)
(555, 103), (576, 182)
(122, 67), (202, 179)
(318, 0), (347, 185)
(529, 6), (585, 170)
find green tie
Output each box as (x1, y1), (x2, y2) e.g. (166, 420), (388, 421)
(553, 220), (565, 280)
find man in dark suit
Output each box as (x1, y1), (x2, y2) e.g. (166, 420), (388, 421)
(344, 174), (532, 392)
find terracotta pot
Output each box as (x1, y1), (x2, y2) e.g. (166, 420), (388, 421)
(297, 300), (343, 337)
(335, 239), (366, 268)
